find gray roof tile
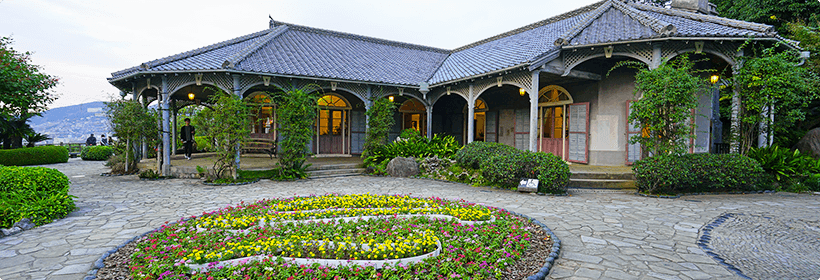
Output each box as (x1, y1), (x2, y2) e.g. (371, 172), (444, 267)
(110, 0), (787, 87)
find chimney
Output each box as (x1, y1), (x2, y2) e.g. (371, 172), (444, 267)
(671, 0), (715, 15)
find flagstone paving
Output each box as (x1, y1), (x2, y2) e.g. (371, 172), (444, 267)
(1, 158), (819, 279)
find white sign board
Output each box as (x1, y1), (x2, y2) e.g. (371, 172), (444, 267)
(518, 178), (539, 193)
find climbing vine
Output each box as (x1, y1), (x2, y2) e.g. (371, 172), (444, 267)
(204, 88), (251, 181)
(363, 96), (396, 166)
(274, 85), (320, 179)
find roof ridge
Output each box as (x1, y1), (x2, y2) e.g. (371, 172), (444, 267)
(451, 0), (607, 53)
(611, 0), (676, 35)
(554, 0), (614, 46)
(137, 29), (272, 71)
(270, 20), (450, 54)
(223, 25), (289, 69)
(629, 2), (775, 34)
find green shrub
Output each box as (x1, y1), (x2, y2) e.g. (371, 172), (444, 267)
(398, 128), (422, 140)
(194, 136), (212, 151)
(80, 145), (114, 161)
(0, 146), (69, 166)
(482, 150), (570, 194)
(633, 153), (764, 194)
(803, 174), (820, 192)
(365, 134), (462, 166)
(747, 145), (820, 184)
(0, 165), (75, 228)
(454, 141), (519, 169)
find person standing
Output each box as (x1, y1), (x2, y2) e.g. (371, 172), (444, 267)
(180, 118), (196, 160)
(85, 134), (97, 146)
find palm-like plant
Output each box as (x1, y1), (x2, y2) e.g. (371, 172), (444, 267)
(24, 132), (50, 147)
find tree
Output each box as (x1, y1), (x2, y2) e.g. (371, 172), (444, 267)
(711, 0), (820, 32)
(733, 45), (819, 154)
(105, 98), (158, 173)
(0, 37), (58, 148)
(615, 54), (708, 156)
(273, 85), (319, 179)
(204, 89), (251, 181)
(363, 96), (396, 165)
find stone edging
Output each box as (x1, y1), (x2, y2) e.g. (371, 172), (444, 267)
(508, 210), (562, 280)
(636, 190), (778, 199)
(696, 213), (752, 280)
(363, 173), (569, 196)
(202, 178), (260, 186)
(84, 196), (561, 280)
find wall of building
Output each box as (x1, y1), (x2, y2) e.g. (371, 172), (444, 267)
(587, 67), (637, 165)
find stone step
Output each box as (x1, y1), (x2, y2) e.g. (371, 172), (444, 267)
(570, 171), (636, 180)
(568, 178), (636, 189)
(307, 163), (361, 171)
(308, 168), (365, 178)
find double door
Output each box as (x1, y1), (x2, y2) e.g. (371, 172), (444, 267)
(316, 109), (348, 155)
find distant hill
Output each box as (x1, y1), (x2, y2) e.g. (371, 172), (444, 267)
(29, 101), (113, 144)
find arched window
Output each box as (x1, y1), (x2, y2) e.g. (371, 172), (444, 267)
(318, 94), (351, 109)
(245, 91), (276, 135)
(399, 99), (426, 135)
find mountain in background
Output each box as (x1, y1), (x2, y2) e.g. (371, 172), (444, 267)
(29, 101), (113, 144)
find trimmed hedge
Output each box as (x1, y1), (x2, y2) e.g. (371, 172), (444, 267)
(0, 165), (75, 228)
(482, 149), (570, 194)
(0, 146), (69, 166)
(81, 145), (114, 161)
(454, 141), (519, 169)
(633, 153), (764, 194)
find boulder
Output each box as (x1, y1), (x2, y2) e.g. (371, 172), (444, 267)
(1, 227), (21, 236)
(795, 128), (820, 159)
(386, 157), (419, 177)
(13, 218), (35, 230)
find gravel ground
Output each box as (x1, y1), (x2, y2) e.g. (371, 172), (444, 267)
(96, 215), (553, 280)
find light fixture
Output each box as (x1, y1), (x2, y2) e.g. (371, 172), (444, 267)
(710, 74), (719, 84)
(519, 88), (526, 96)
(388, 95), (394, 102)
(187, 92), (195, 100)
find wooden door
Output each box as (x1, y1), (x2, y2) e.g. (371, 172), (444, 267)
(498, 109), (516, 147)
(626, 100), (641, 164)
(317, 109), (347, 154)
(567, 103), (589, 163)
(539, 106), (566, 158)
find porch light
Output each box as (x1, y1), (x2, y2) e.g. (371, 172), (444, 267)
(710, 74), (719, 84)
(519, 88), (526, 96)
(388, 95), (394, 102)
(187, 92), (195, 100)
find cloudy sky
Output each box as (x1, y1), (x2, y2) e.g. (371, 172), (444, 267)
(0, 0), (599, 109)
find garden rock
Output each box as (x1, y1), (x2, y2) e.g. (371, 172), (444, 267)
(13, 218), (35, 230)
(386, 157), (419, 177)
(795, 128), (820, 159)
(1, 226), (22, 236)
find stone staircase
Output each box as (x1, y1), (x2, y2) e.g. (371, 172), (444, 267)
(307, 163), (365, 179)
(568, 165), (636, 193)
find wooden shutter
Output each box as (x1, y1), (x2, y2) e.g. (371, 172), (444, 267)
(350, 111), (366, 154)
(568, 102), (589, 163)
(485, 111), (497, 142)
(626, 100), (642, 164)
(514, 109), (530, 150)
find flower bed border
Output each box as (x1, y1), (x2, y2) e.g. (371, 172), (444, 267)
(202, 178), (260, 186)
(84, 195), (562, 280)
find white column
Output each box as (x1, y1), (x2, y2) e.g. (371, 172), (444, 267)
(160, 76), (171, 176)
(233, 74), (241, 173)
(529, 70), (540, 152)
(426, 104), (433, 140)
(467, 84), (475, 143)
(172, 100), (177, 155)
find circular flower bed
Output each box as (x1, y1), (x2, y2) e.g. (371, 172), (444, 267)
(102, 194), (552, 279)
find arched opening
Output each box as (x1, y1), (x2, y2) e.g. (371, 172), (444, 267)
(474, 84), (531, 149)
(398, 97), (427, 137)
(463, 98), (488, 141)
(537, 85), (573, 158)
(315, 93), (352, 155)
(432, 94), (467, 145)
(245, 91), (277, 140)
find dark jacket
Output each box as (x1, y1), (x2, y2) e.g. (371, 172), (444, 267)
(86, 136), (96, 146)
(181, 125), (195, 142)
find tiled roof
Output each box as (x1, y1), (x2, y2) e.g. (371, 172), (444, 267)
(110, 0), (784, 87)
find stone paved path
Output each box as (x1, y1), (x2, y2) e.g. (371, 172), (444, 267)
(1, 158), (819, 280)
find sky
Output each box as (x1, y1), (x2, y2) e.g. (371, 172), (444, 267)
(0, 0), (600, 109)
